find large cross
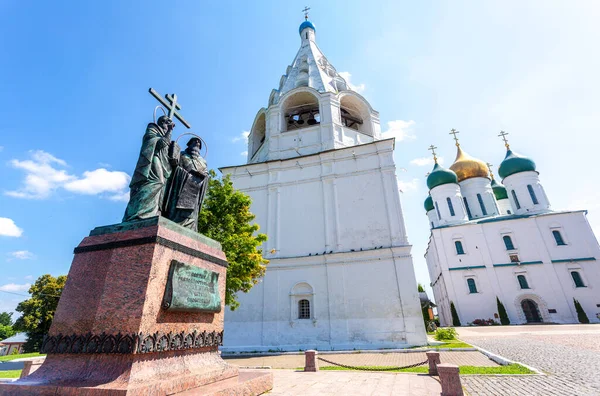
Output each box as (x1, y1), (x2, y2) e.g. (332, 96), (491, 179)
(302, 6), (310, 20)
(428, 144), (438, 163)
(149, 88), (192, 129)
(449, 128), (460, 146)
(498, 130), (510, 149)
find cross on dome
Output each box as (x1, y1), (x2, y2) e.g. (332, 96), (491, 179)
(449, 129), (460, 146)
(428, 144), (439, 163)
(486, 162), (495, 179)
(302, 6), (310, 20)
(498, 130), (510, 149)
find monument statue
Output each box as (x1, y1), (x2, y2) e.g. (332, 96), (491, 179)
(163, 137), (210, 231)
(122, 115), (179, 222)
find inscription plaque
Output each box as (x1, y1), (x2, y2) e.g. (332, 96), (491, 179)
(163, 260), (221, 312)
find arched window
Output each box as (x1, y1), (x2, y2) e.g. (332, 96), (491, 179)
(447, 197), (455, 216)
(467, 278), (478, 293)
(455, 241), (465, 255)
(298, 299), (311, 319)
(552, 230), (566, 246)
(507, 210), (512, 215)
(571, 271), (585, 288)
(517, 275), (530, 289)
(503, 235), (515, 250)
(527, 185), (539, 205)
(512, 190), (521, 210)
(477, 193), (487, 216)
(339, 94), (372, 136)
(463, 197), (472, 219)
(435, 202), (441, 220)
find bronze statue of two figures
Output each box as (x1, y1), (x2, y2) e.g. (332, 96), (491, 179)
(123, 114), (208, 231)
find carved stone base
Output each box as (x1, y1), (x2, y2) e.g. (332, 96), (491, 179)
(0, 217), (273, 395)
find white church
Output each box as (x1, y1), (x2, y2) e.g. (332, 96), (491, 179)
(425, 132), (600, 326)
(219, 17), (427, 351)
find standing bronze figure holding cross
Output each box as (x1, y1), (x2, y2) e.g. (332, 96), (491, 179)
(123, 89), (209, 231)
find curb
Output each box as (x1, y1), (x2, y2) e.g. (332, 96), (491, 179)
(222, 347), (477, 358)
(468, 344), (544, 375)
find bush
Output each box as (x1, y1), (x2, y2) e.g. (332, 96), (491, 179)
(434, 327), (457, 341)
(450, 302), (461, 326)
(471, 318), (498, 326)
(573, 298), (590, 324)
(496, 297), (510, 325)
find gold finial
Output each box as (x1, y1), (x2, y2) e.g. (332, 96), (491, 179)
(302, 6), (310, 20)
(498, 130), (510, 150)
(487, 162), (495, 180)
(449, 129), (460, 147)
(428, 144), (439, 164)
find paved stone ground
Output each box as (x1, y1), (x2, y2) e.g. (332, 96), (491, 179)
(268, 370), (441, 396)
(224, 350), (497, 369)
(457, 324), (600, 396)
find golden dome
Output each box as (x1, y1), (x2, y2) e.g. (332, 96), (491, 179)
(449, 145), (490, 182)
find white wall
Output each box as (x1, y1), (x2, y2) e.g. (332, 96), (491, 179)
(221, 139), (427, 351)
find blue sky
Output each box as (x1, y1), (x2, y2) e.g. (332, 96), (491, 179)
(2, 1), (600, 314)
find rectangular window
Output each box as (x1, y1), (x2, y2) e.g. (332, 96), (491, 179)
(298, 299), (311, 319)
(467, 278), (478, 293)
(447, 197), (455, 216)
(512, 190), (521, 210)
(552, 230), (566, 246)
(548, 309), (557, 314)
(435, 202), (441, 220)
(527, 185), (539, 205)
(463, 197), (472, 219)
(503, 235), (515, 250)
(517, 275), (530, 289)
(477, 193), (488, 216)
(571, 271), (586, 288)
(455, 241), (465, 255)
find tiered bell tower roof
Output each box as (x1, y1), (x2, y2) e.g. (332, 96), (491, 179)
(268, 19), (355, 106)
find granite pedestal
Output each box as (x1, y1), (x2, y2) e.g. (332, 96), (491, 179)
(0, 217), (272, 395)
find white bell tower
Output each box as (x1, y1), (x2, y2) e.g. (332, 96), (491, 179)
(221, 14), (427, 352)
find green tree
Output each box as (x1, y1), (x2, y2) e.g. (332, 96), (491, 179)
(198, 170), (268, 311)
(496, 297), (510, 325)
(417, 283), (425, 293)
(450, 301), (461, 326)
(13, 274), (67, 352)
(573, 298), (590, 324)
(0, 312), (13, 326)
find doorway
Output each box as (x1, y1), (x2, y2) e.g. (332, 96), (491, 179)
(521, 299), (542, 323)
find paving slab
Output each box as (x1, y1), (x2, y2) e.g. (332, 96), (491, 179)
(457, 324), (600, 396)
(268, 370), (441, 396)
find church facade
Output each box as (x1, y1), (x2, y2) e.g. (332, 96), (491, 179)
(219, 18), (427, 351)
(425, 136), (600, 326)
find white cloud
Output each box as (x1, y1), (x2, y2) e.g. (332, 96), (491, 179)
(410, 156), (444, 167)
(0, 218), (23, 237)
(381, 120), (416, 142)
(0, 283), (30, 293)
(338, 72), (366, 94)
(6, 150), (130, 200)
(9, 250), (34, 260)
(397, 178), (419, 193)
(241, 151), (248, 157)
(64, 168), (130, 195)
(231, 131), (250, 143)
